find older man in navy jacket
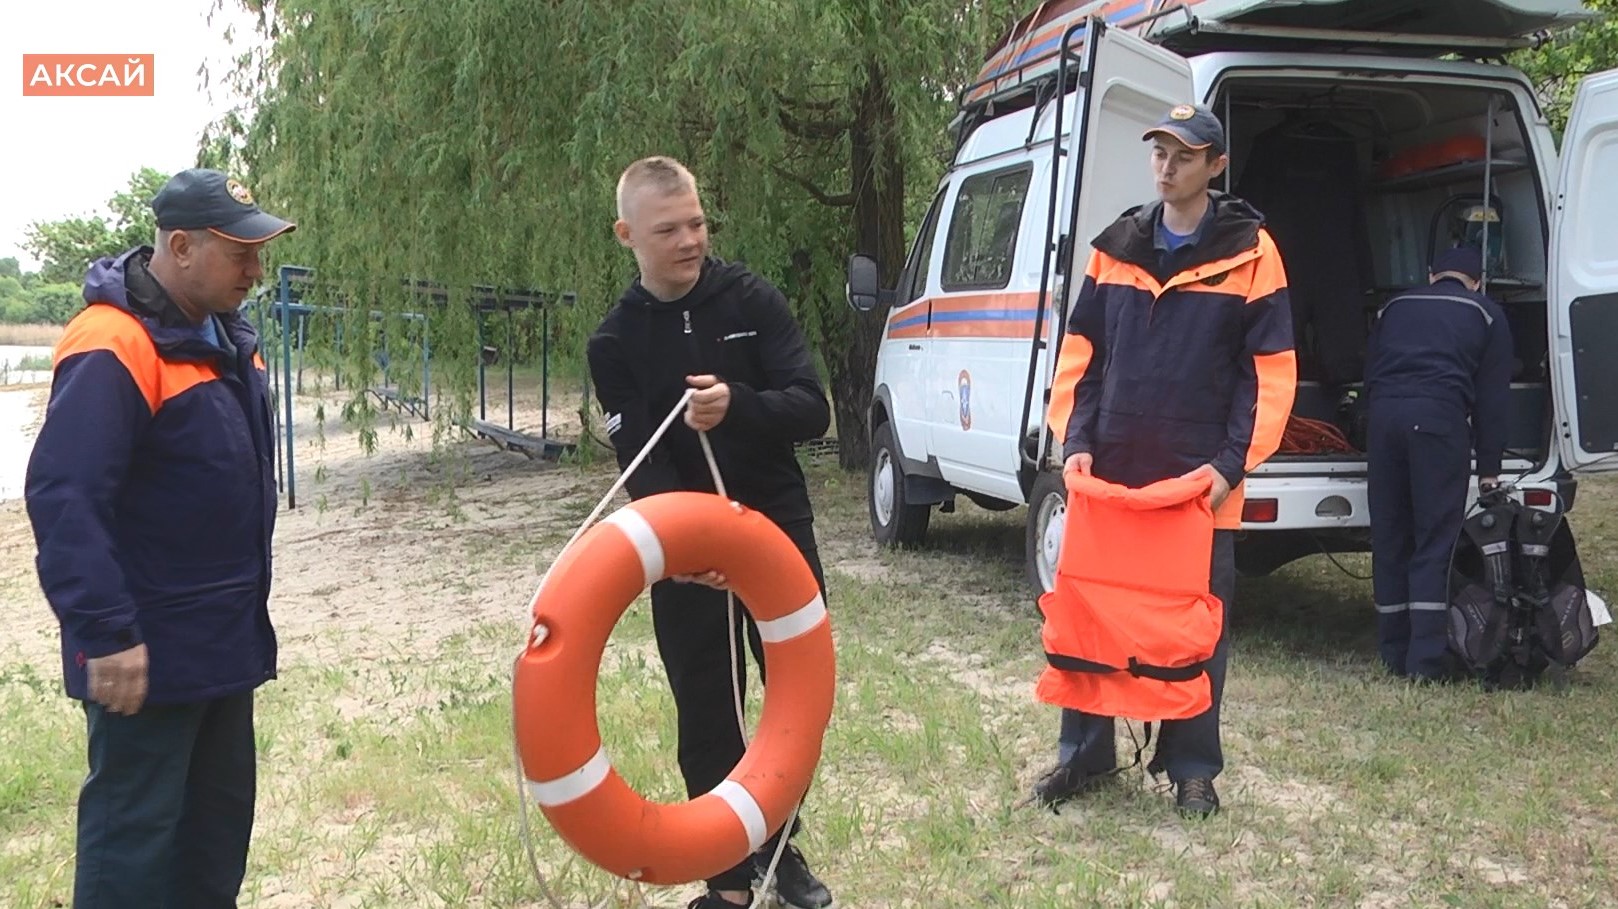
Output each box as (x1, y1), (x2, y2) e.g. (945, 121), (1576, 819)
(26, 169), (293, 908)
(1365, 246), (1513, 681)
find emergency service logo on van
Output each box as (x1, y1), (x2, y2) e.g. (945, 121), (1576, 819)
(1170, 104), (1196, 120)
(958, 370), (972, 431)
(227, 179), (255, 205)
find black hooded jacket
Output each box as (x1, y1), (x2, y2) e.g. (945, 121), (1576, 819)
(586, 257), (830, 527)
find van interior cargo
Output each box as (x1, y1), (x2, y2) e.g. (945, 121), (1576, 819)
(1211, 74), (1550, 464)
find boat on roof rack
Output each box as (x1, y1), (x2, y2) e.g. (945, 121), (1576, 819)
(963, 0), (1595, 112)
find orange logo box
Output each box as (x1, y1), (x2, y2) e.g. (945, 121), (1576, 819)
(23, 54), (155, 97)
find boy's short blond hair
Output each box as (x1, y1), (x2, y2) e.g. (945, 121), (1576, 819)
(616, 156), (699, 221)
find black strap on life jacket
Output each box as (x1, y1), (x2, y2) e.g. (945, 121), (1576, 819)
(1044, 652), (1207, 683)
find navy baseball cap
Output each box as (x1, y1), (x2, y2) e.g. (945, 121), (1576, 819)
(1431, 246), (1483, 281)
(1143, 104), (1227, 156)
(151, 169), (295, 243)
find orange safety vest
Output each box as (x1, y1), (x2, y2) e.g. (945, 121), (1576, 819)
(1036, 471), (1222, 722)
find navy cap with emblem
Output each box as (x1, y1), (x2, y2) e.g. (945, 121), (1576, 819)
(1142, 104), (1227, 156)
(150, 168), (296, 243)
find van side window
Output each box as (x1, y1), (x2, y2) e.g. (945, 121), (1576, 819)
(941, 164), (1033, 291)
(901, 189), (946, 304)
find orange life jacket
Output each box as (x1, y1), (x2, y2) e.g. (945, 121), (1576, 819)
(1036, 471), (1222, 722)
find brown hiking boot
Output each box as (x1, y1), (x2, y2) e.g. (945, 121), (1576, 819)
(1174, 777), (1220, 818)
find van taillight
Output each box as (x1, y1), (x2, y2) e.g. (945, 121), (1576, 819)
(1524, 489), (1555, 508)
(1243, 499), (1278, 523)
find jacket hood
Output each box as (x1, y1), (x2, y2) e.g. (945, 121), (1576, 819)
(83, 247), (200, 330)
(1093, 191), (1267, 276)
(620, 256), (750, 311)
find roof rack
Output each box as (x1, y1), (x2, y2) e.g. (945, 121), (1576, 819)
(949, 3), (1196, 150)
(1165, 18), (1553, 56)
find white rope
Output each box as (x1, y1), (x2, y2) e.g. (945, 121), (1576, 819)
(526, 388), (698, 605)
(515, 388), (807, 908)
(700, 430), (799, 909)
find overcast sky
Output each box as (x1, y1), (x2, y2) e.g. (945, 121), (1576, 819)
(1, 0), (263, 271)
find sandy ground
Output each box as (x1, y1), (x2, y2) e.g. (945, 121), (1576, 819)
(0, 379), (716, 906)
(0, 382), (606, 701)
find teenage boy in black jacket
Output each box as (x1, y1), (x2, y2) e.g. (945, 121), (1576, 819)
(585, 156), (836, 909)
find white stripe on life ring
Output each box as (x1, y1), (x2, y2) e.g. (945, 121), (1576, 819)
(604, 509), (666, 587)
(528, 745), (611, 807)
(755, 593), (827, 644)
(710, 779), (768, 852)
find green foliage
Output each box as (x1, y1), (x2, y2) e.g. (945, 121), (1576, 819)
(0, 258), (19, 280)
(0, 276), (39, 324)
(1, 299), (41, 325)
(23, 168), (171, 285)
(0, 266), (85, 326)
(1513, 1), (1618, 135)
(212, 0), (1024, 466)
(29, 284), (86, 324)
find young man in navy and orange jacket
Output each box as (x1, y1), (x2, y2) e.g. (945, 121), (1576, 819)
(25, 169), (293, 908)
(1035, 105), (1297, 817)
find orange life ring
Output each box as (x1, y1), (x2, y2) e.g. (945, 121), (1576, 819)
(513, 491), (836, 886)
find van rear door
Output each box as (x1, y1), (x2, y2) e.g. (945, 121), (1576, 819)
(1548, 68), (1618, 472)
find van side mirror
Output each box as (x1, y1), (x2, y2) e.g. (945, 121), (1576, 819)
(845, 254), (893, 313)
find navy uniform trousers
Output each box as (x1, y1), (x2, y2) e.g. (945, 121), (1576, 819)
(73, 691), (256, 908)
(1367, 396), (1473, 678)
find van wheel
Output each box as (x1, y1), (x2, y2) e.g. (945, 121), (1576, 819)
(869, 422), (931, 546)
(1025, 471), (1068, 593)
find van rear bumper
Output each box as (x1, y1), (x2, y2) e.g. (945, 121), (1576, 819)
(1240, 470), (1573, 532)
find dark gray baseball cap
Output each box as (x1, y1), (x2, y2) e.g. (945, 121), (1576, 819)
(1142, 104), (1227, 156)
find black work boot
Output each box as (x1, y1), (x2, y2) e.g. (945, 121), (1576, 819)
(756, 843), (835, 909)
(1029, 757), (1115, 811)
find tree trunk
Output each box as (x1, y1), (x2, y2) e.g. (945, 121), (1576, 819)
(826, 59), (906, 472)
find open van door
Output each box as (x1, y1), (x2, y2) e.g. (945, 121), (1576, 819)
(1549, 68), (1618, 472)
(1036, 20), (1193, 465)
(1069, 23), (1196, 259)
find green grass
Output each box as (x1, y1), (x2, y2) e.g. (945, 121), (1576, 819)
(4, 459), (1618, 907)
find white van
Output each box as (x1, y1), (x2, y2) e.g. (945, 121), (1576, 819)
(844, 0), (1618, 590)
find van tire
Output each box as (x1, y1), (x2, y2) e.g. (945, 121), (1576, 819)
(1026, 470), (1068, 594)
(869, 422), (931, 547)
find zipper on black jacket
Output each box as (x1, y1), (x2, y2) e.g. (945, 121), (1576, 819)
(683, 309), (702, 368)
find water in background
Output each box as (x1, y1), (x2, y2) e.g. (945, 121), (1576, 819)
(0, 345), (52, 500)
(0, 345), (53, 387)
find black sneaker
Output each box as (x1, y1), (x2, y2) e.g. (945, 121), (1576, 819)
(756, 843), (835, 909)
(1174, 777), (1220, 818)
(687, 891), (751, 909)
(1029, 758), (1115, 811)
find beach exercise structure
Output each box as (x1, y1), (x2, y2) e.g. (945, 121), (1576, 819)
(468, 285), (578, 462)
(252, 265), (576, 508)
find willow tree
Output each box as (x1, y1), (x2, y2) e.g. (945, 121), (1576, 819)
(214, 0), (1021, 467)
(1514, 0), (1618, 134)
